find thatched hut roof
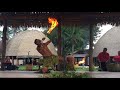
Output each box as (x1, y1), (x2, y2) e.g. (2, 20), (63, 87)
(5, 30), (57, 58)
(93, 26), (120, 57)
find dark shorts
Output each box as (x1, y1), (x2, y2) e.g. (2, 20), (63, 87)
(99, 62), (107, 71)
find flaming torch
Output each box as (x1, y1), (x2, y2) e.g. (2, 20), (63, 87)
(47, 17), (58, 34)
(78, 57), (85, 65)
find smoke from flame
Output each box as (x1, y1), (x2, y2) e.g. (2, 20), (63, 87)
(78, 57), (85, 65)
(47, 17), (58, 34)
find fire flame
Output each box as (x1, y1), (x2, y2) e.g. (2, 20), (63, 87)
(47, 17), (58, 34)
(78, 57), (85, 65)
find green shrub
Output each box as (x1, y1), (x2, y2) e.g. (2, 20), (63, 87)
(74, 66), (99, 71)
(18, 65), (39, 71)
(32, 65), (39, 71)
(18, 65), (26, 71)
(49, 71), (92, 78)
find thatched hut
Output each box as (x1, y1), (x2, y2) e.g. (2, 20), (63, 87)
(93, 26), (120, 57)
(5, 30), (57, 65)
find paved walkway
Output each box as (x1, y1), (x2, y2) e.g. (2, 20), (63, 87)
(89, 71), (120, 78)
(0, 71), (120, 78)
(0, 71), (40, 78)
(75, 71), (120, 78)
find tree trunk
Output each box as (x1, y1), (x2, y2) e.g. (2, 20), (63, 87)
(57, 17), (62, 56)
(57, 16), (65, 71)
(1, 19), (7, 70)
(89, 24), (94, 71)
(12, 56), (14, 65)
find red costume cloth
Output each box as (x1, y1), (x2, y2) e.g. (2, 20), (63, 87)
(98, 52), (110, 62)
(113, 56), (120, 62)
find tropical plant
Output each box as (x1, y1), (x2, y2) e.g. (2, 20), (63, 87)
(7, 27), (28, 40)
(43, 25), (100, 55)
(49, 71), (92, 78)
(0, 26), (28, 40)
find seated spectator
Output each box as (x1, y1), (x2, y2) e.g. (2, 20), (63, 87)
(33, 59), (37, 65)
(113, 51), (120, 62)
(4, 56), (12, 70)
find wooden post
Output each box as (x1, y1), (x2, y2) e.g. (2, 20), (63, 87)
(17, 59), (19, 66)
(89, 24), (94, 71)
(1, 19), (7, 70)
(57, 17), (62, 56)
(12, 56), (14, 65)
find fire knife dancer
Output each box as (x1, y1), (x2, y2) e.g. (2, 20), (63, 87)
(35, 17), (58, 57)
(34, 37), (58, 72)
(34, 17), (59, 73)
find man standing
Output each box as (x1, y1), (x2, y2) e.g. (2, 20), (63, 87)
(97, 48), (110, 71)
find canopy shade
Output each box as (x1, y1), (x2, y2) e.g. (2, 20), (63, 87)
(1, 12), (120, 27)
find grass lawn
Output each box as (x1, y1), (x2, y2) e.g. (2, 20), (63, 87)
(18, 65), (98, 78)
(18, 65), (99, 71)
(39, 70), (93, 78)
(75, 66), (99, 71)
(18, 65), (39, 71)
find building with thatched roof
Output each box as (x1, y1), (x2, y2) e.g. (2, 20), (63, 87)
(6, 30), (57, 58)
(93, 26), (120, 57)
(5, 30), (57, 65)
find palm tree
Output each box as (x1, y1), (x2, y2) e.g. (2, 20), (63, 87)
(62, 26), (89, 55)
(43, 25), (100, 56)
